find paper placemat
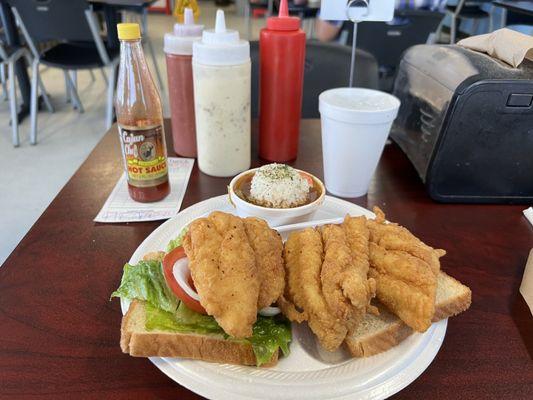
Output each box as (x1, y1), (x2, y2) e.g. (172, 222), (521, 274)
(94, 157), (194, 223)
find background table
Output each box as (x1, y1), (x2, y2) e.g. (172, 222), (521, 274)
(89, 0), (157, 50)
(492, 0), (533, 27)
(493, 1), (533, 17)
(0, 120), (532, 399)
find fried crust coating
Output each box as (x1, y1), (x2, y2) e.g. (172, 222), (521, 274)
(367, 207), (445, 332)
(341, 216), (378, 316)
(183, 212), (259, 338)
(321, 224), (375, 332)
(280, 228), (348, 351)
(243, 217), (285, 309)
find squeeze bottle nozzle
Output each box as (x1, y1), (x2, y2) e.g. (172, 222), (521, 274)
(215, 9), (226, 33)
(279, 0), (288, 17)
(184, 7), (194, 25)
(193, 8), (249, 65)
(173, 7), (203, 37)
(266, 0), (300, 30)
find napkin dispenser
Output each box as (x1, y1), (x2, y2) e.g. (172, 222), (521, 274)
(390, 45), (533, 203)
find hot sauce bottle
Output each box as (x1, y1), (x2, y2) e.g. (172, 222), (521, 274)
(259, 0), (306, 162)
(115, 23), (170, 202)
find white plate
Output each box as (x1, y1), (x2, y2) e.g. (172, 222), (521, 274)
(121, 195), (447, 400)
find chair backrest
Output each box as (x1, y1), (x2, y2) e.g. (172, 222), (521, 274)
(251, 40), (379, 118)
(346, 10), (444, 71)
(9, 0), (94, 43)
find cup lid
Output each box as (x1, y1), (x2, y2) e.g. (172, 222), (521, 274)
(319, 88), (400, 124)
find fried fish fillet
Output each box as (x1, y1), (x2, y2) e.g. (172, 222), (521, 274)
(279, 228), (348, 351)
(243, 217), (285, 309)
(320, 224), (375, 332)
(341, 216), (378, 316)
(366, 207), (446, 332)
(183, 212), (259, 338)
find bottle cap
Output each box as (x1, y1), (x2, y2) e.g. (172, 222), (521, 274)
(193, 9), (250, 65)
(164, 8), (203, 55)
(266, 0), (300, 31)
(117, 23), (141, 40)
(174, 8), (204, 37)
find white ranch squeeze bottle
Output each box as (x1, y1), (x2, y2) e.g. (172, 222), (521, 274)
(192, 10), (251, 177)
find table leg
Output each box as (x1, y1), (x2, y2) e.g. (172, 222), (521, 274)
(98, 1), (119, 127)
(500, 7), (507, 29)
(103, 4), (121, 50)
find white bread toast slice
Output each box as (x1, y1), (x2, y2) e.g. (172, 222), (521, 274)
(345, 271), (471, 357)
(121, 300), (278, 366)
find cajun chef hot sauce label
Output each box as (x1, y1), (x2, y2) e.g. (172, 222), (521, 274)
(119, 125), (169, 187)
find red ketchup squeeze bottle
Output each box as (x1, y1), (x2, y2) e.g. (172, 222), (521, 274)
(164, 8), (203, 157)
(259, 0), (306, 162)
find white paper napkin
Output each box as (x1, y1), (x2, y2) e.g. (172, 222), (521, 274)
(94, 157), (194, 223)
(521, 249), (533, 316)
(524, 207), (533, 227)
(458, 28), (533, 68)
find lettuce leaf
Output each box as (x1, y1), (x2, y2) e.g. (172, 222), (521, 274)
(145, 302), (225, 335)
(145, 302), (291, 366)
(249, 315), (292, 365)
(166, 226), (189, 252)
(112, 258), (292, 366)
(111, 260), (178, 313)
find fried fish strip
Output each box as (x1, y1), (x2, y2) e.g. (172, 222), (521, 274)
(366, 207), (445, 332)
(183, 212), (259, 338)
(243, 217), (285, 309)
(320, 224), (371, 331)
(342, 216), (377, 316)
(280, 228), (347, 351)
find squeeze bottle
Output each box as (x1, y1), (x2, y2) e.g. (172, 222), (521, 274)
(164, 8), (203, 157)
(192, 10), (251, 177)
(259, 0), (306, 162)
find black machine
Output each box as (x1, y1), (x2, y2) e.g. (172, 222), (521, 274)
(390, 44), (533, 204)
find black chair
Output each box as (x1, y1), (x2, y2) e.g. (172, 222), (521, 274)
(0, 38), (37, 146)
(0, 5), (53, 146)
(10, 0), (119, 144)
(251, 40), (379, 118)
(348, 10), (444, 92)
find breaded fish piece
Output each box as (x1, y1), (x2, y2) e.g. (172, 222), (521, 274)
(243, 217), (285, 309)
(341, 216), (378, 316)
(366, 207), (445, 332)
(321, 224), (372, 331)
(183, 212), (259, 338)
(280, 228), (347, 351)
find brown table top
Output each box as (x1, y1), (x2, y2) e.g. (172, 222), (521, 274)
(0, 119), (532, 399)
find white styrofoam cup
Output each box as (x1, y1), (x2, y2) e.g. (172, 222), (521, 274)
(319, 88), (400, 198)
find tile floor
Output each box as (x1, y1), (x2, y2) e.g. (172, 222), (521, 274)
(0, 3), (267, 266)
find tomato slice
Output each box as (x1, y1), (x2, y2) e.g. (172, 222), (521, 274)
(299, 171), (314, 187)
(162, 246), (207, 314)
